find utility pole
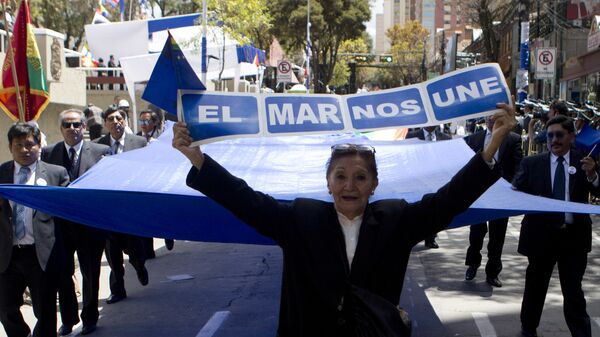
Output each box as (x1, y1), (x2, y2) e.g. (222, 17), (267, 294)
(306, 0), (311, 93)
(536, 0), (541, 99)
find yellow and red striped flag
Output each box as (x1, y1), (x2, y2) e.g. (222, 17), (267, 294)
(0, 0), (49, 122)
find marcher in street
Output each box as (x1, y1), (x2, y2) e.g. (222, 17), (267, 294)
(0, 123), (69, 337)
(514, 115), (600, 337)
(41, 109), (111, 336)
(464, 116), (523, 287)
(172, 102), (516, 337)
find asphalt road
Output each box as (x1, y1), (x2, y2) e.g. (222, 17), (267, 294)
(5, 214), (600, 337)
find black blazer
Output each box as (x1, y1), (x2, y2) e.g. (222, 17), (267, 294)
(187, 154), (500, 337)
(41, 141), (110, 181)
(405, 128), (451, 141)
(0, 160), (69, 272)
(465, 130), (523, 181)
(512, 150), (600, 256)
(93, 133), (147, 152)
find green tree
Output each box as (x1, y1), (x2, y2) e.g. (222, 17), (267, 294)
(458, 0), (514, 62)
(330, 34), (370, 88)
(29, 0), (100, 50)
(269, 0), (370, 93)
(385, 20), (428, 86)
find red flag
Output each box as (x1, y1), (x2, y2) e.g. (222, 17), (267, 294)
(0, 0), (49, 122)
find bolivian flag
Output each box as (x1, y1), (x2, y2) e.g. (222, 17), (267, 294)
(0, 0), (49, 122)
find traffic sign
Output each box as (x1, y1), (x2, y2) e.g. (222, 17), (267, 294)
(535, 47), (556, 79)
(277, 60), (292, 83)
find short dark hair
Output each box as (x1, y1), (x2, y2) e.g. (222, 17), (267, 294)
(102, 105), (127, 120)
(139, 110), (159, 123)
(8, 122), (41, 146)
(546, 115), (575, 133)
(549, 100), (568, 116)
(326, 145), (378, 180)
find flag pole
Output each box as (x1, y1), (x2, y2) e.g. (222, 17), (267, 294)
(3, 0), (25, 122)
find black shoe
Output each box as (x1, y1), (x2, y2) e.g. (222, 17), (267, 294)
(486, 276), (502, 287)
(81, 323), (97, 335)
(424, 239), (439, 249)
(136, 266), (149, 286)
(521, 326), (538, 337)
(165, 239), (174, 251)
(465, 266), (478, 281)
(58, 324), (73, 336)
(106, 293), (126, 304)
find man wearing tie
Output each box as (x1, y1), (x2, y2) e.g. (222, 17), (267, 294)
(406, 125), (451, 249)
(0, 123), (69, 337)
(464, 116), (523, 287)
(42, 109), (110, 335)
(513, 115), (600, 337)
(94, 106), (149, 304)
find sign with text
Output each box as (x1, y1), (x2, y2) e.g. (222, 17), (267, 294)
(179, 63), (511, 145)
(535, 47), (556, 79)
(276, 60), (292, 83)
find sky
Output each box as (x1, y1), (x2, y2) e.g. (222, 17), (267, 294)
(367, 0), (383, 40)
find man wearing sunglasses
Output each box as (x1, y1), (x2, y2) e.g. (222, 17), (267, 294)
(94, 106), (150, 305)
(513, 115), (600, 337)
(41, 109), (111, 336)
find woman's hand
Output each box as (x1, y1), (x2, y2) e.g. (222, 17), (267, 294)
(482, 100), (517, 163)
(172, 122), (205, 169)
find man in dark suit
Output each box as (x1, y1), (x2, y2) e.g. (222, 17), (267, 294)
(41, 109), (110, 335)
(513, 115), (599, 337)
(94, 106), (149, 304)
(406, 125), (451, 249)
(135, 110), (174, 256)
(0, 123), (69, 337)
(464, 116), (523, 287)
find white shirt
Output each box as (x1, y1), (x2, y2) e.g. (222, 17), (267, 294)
(64, 140), (83, 164)
(337, 212), (362, 268)
(550, 152), (573, 224)
(484, 131), (499, 161)
(11, 161), (37, 245)
(422, 129), (436, 142)
(109, 134), (126, 154)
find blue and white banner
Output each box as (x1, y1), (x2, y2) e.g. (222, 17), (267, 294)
(179, 63), (512, 145)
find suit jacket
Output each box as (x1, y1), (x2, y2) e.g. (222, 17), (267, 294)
(0, 160), (69, 272)
(187, 153), (500, 337)
(41, 141), (110, 181)
(464, 130), (523, 181)
(93, 133), (147, 152)
(405, 128), (451, 141)
(512, 150), (600, 256)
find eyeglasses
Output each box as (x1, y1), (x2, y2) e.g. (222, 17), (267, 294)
(138, 119), (152, 126)
(331, 143), (376, 155)
(547, 131), (566, 140)
(107, 115), (124, 122)
(61, 121), (82, 129)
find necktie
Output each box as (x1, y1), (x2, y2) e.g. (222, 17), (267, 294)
(113, 141), (120, 155)
(13, 166), (30, 240)
(553, 156), (565, 201)
(69, 148), (77, 178)
(426, 132), (433, 141)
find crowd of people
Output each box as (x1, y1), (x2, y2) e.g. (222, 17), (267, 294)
(1, 98), (599, 337)
(0, 101), (172, 337)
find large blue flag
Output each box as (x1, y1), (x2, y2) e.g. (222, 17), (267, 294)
(142, 32), (206, 116)
(575, 124), (600, 156)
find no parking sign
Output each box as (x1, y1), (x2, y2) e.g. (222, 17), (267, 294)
(277, 60), (292, 83)
(535, 47), (556, 79)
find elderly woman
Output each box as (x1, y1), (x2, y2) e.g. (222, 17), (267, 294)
(172, 103), (516, 337)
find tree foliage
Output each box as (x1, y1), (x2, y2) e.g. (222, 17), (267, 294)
(29, 0), (99, 50)
(385, 20), (428, 86)
(458, 0), (514, 62)
(330, 34), (370, 87)
(269, 0), (370, 92)
(205, 0), (273, 51)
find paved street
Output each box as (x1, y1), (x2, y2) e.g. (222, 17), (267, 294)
(5, 214), (600, 337)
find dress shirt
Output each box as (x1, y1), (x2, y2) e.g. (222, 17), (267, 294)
(337, 212), (362, 268)
(11, 161), (37, 245)
(64, 140), (83, 165)
(483, 131), (499, 161)
(422, 129), (436, 142)
(109, 134), (126, 154)
(550, 152), (574, 224)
